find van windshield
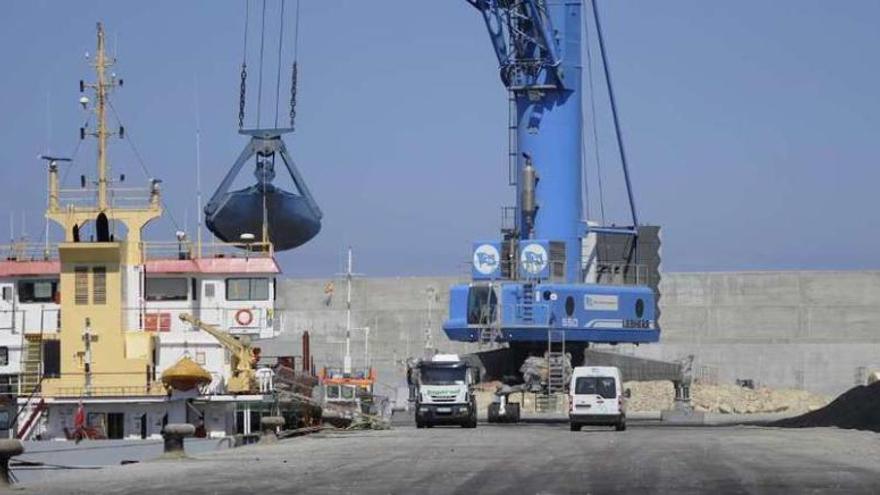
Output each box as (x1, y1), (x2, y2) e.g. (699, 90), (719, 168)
(420, 366), (467, 385)
(574, 377), (616, 399)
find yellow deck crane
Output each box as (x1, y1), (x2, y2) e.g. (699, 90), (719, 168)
(179, 314), (258, 394)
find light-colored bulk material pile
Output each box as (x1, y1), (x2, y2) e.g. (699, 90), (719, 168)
(474, 380), (829, 415)
(625, 381), (829, 414)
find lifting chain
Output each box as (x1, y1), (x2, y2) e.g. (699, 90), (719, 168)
(238, 63), (248, 129)
(289, 62), (298, 130)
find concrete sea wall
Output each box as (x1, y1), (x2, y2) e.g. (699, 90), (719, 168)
(271, 271), (880, 399)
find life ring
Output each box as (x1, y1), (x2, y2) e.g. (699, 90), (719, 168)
(235, 309), (254, 326)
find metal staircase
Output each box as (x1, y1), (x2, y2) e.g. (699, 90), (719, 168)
(19, 334), (43, 394)
(15, 332), (47, 439)
(536, 329), (567, 413)
(521, 283), (535, 324)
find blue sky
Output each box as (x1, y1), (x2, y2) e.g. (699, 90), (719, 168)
(1, 1), (878, 277)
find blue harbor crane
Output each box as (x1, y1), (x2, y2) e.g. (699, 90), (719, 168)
(444, 0), (661, 365)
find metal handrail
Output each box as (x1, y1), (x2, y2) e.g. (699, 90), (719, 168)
(0, 243), (58, 262)
(460, 258), (651, 286)
(140, 240), (275, 261)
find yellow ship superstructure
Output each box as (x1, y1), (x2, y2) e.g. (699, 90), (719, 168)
(0, 23), (287, 441)
(39, 22), (162, 400)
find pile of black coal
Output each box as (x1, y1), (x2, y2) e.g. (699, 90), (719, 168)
(772, 381), (880, 432)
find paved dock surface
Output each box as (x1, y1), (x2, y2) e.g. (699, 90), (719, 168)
(15, 421), (880, 494)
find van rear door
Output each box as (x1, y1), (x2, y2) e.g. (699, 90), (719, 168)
(572, 375), (619, 415)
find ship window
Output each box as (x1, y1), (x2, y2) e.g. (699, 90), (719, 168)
(191, 278), (198, 301)
(195, 351), (206, 366)
(341, 385), (355, 400)
(145, 278), (188, 302)
(17, 279), (59, 303)
(74, 267), (89, 305)
(0, 411), (8, 430)
(0, 347), (7, 366)
(1, 287), (10, 302)
(204, 283), (216, 299)
(226, 278), (270, 301)
(326, 385), (340, 399)
(93, 266), (107, 305)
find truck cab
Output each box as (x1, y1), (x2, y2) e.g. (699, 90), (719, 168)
(569, 366), (628, 432)
(415, 354), (477, 429)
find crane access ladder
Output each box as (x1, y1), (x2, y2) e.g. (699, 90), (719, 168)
(536, 329), (567, 412)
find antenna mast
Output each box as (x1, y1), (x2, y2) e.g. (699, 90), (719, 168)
(93, 23), (112, 210)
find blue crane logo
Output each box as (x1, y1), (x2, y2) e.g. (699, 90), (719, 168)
(473, 244), (501, 275)
(520, 243), (549, 275)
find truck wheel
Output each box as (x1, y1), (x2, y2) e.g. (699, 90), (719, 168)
(570, 423), (582, 432)
(615, 417), (626, 431)
(416, 421), (424, 429)
(462, 418), (477, 429)
(507, 403), (521, 423)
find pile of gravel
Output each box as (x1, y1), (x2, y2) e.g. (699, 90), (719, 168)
(625, 380), (827, 414)
(772, 381), (880, 432)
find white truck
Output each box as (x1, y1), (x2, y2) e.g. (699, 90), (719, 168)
(568, 366), (629, 432)
(414, 354), (478, 428)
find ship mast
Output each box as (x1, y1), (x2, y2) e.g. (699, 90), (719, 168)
(48, 22), (161, 260)
(91, 22), (113, 210)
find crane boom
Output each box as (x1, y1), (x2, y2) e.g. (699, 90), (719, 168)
(179, 313), (247, 354)
(179, 313), (257, 394)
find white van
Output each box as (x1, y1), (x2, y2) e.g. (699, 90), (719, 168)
(568, 366), (628, 432)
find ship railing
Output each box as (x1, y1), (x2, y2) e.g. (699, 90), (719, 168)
(46, 376), (240, 398)
(53, 385), (166, 397)
(57, 186), (155, 208)
(0, 243), (59, 262)
(140, 240), (275, 261)
(0, 307), (61, 333)
(43, 373), (167, 398)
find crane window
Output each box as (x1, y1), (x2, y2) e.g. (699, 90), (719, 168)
(467, 286), (497, 325)
(226, 278), (270, 301)
(18, 279), (59, 303)
(145, 278), (189, 302)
